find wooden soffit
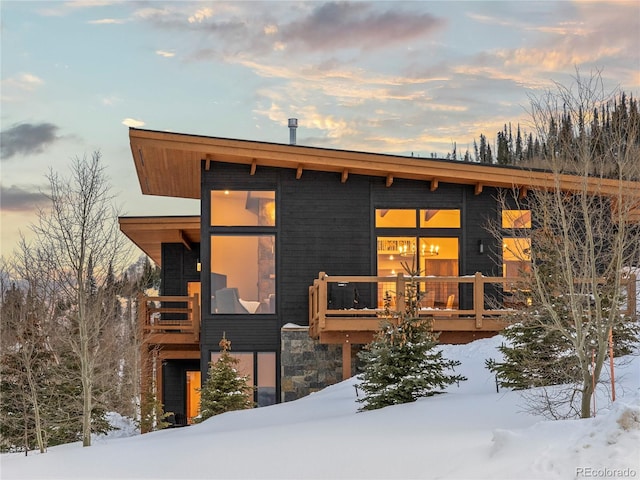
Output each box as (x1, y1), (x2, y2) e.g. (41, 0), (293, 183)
(129, 128), (639, 200)
(118, 216), (200, 265)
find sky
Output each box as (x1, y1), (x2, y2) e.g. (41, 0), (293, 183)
(1, 1), (639, 261)
(2, 333), (639, 479)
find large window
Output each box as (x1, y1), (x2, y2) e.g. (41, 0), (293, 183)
(210, 235), (275, 314)
(501, 209), (532, 291)
(210, 351), (276, 407)
(375, 208), (460, 309)
(210, 190), (276, 314)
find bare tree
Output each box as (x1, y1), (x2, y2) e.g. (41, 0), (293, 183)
(0, 239), (62, 453)
(488, 71), (640, 419)
(29, 151), (130, 446)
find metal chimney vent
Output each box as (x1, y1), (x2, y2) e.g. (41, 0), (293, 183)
(288, 118), (298, 145)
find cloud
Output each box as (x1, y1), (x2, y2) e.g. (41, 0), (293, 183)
(88, 18), (127, 25)
(156, 50), (175, 58)
(2, 73), (44, 91)
(188, 7), (214, 24)
(0, 123), (60, 160)
(122, 118), (145, 128)
(101, 95), (122, 106)
(278, 2), (446, 52)
(0, 184), (49, 212)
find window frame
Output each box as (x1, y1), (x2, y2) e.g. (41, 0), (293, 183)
(209, 188), (278, 316)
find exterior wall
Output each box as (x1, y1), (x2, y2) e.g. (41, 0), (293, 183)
(161, 243), (201, 296)
(162, 359), (200, 426)
(199, 161), (503, 402)
(158, 244), (201, 424)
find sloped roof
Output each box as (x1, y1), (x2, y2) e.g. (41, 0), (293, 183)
(129, 127), (637, 199)
(118, 216), (199, 265)
(122, 128), (639, 262)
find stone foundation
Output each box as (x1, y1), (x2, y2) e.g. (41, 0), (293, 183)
(280, 324), (344, 402)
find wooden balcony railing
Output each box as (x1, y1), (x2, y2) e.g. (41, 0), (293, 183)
(138, 293), (200, 343)
(309, 272), (637, 342)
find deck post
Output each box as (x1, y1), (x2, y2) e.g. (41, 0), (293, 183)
(342, 340), (352, 380)
(318, 272), (327, 329)
(474, 272), (484, 329)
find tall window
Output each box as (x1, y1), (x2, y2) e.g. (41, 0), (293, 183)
(501, 209), (532, 290)
(210, 190), (276, 314)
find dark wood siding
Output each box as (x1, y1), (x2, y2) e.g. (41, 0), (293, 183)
(279, 170), (372, 323)
(162, 359), (199, 426)
(161, 243), (200, 296)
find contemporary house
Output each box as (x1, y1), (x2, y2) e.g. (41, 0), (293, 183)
(119, 126), (638, 427)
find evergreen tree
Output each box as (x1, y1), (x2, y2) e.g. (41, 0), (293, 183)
(357, 259), (465, 411)
(496, 130), (509, 165)
(196, 335), (254, 422)
(515, 124), (523, 163)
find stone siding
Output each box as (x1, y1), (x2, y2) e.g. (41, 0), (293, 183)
(280, 325), (343, 402)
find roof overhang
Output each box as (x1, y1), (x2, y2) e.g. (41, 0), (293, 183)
(130, 127), (638, 200)
(118, 216), (200, 266)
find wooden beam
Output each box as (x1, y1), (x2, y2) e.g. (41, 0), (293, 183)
(250, 159), (257, 176)
(519, 186), (528, 199)
(296, 164), (303, 179)
(205, 154), (211, 171)
(319, 331), (376, 344)
(341, 169), (349, 183)
(475, 182), (483, 195)
(430, 178), (439, 191)
(386, 174), (393, 187)
(178, 229), (193, 251)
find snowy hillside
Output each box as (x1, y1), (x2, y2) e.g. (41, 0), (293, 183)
(2, 335), (638, 480)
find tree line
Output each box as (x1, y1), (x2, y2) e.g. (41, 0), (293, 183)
(448, 90), (639, 172)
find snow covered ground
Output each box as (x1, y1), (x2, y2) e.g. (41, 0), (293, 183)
(2, 335), (639, 480)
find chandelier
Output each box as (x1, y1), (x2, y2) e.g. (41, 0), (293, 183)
(398, 241), (439, 257)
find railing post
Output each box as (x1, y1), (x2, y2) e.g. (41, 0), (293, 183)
(318, 272), (327, 330)
(192, 293), (200, 342)
(396, 273), (406, 313)
(474, 272), (484, 329)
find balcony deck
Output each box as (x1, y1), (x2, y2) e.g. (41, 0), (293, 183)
(309, 272), (521, 343)
(139, 294), (201, 345)
(309, 272), (637, 379)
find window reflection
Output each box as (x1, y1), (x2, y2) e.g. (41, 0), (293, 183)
(420, 209), (461, 228)
(502, 210), (531, 229)
(210, 351), (276, 407)
(211, 235), (275, 314)
(502, 237), (532, 277)
(502, 209), (532, 293)
(376, 236), (459, 308)
(211, 190), (275, 226)
(375, 209), (416, 228)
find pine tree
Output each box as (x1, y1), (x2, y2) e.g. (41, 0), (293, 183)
(357, 259), (465, 411)
(485, 222), (638, 418)
(196, 335), (254, 422)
